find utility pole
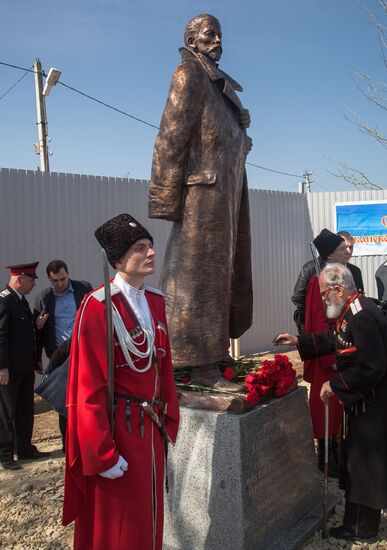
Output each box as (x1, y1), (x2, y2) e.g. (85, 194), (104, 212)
(303, 171), (313, 193)
(34, 58), (49, 172)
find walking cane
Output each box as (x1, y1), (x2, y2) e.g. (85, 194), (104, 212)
(322, 399), (329, 539)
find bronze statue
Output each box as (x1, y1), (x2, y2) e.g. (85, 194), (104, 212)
(149, 14), (253, 390)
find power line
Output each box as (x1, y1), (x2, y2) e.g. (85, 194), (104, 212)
(0, 61), (39, 75)
(313, 172), (337, 192)
(0, 60), (160, 130)
(246, 161), (303, 179)
(57, 81), (160, 130)
(56, 77), (306, 178)
(0, 65), (33, 101)
(0, 60), (161, 130)
(0, 59), (307, 178)
(313, 182), (330, 191)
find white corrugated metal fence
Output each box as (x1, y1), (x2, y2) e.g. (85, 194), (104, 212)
(1, 167), (383, 355)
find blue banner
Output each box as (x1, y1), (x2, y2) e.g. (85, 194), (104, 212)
(336, 201), (387, 256)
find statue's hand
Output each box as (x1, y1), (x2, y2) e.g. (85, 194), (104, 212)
(239, 109), (251, 130)
(246, 136), (253, 153)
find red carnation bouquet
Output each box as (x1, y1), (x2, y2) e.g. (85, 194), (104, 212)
(244, 354), (296, 405)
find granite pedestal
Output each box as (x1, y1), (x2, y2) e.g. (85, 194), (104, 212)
(164, 387), (336, 550)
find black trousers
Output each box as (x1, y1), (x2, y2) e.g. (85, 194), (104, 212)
(58, 413), (66, 450)
(0, 372), (35, 462)
(343, 500), (381, 537)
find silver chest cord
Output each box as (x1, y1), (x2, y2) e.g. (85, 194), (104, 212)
(112, 302), (154, 373)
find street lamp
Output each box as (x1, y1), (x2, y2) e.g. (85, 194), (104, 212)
(34, 59), (61, 171)
(43, 67), (61, 97)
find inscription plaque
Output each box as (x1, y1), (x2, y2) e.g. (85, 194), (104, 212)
(164, 387), (335, 550)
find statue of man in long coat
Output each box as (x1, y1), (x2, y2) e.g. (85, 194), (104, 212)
(149, 13), (253, 390)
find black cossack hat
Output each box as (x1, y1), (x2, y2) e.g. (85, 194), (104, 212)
(313, 229), (344, 261)
(95, 213), (153, 268)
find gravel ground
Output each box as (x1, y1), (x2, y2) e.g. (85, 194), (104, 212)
(0, 351), (386, 549)
(0, 405), (73, 549)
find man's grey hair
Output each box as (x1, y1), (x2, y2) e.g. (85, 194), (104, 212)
(184, 14), (219, 48)
(321, 263), (356, 291)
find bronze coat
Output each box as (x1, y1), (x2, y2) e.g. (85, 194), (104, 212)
(149, 47), (253, 367)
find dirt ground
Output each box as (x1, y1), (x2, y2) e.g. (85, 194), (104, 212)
(0, 351), (386, 549)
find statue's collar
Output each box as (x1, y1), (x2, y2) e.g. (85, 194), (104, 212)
(179, 47), (243, 92)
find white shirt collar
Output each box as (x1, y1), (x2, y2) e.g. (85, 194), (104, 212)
(114, 273), (145, 297)
(113, 273), (153, 333)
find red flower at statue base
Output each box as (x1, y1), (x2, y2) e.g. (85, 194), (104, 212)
(223, 367), (235, 381)
(182, 375), (191, 384)
(244, 354), (296, 404)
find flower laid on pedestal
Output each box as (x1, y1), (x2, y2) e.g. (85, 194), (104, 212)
(174, 354), (298, 409)
(223, 367), (236, 381)
(243, 354), (297, 405)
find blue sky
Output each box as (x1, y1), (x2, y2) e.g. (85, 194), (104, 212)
(0, 0), (385, 191)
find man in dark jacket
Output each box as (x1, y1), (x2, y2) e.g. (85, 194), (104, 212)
(276, 263), (387, 542)
(337, 230), (364, 291)
(0, 262), (50, 470)
(34, 260), (92, 360)
(33, 260), (92, 447)
(292, 229), (364, 334)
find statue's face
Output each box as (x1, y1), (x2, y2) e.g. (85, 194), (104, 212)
(191, 18), (222, 62)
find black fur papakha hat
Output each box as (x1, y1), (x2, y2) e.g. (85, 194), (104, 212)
(95, 213), (153, 268)
(313, 228), (344, 261)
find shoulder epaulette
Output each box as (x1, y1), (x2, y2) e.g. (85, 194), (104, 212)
(0, 289), (11, 299)
(144, 285), (165, 297)
(91, 283), (121, 302)
(350, 298), (363, 315)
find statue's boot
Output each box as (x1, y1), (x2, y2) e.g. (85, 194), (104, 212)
(190, 365), (244, 393)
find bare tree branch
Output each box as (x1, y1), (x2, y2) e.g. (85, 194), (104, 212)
(349, 69), (387, 111)
(328, 161), (383, 189)
(359, 0), (387, 51)
(331, 2), (386, 188)
(366, 0), (387, 68)
(340, 1), (387, 156)
(344, 107), (387, 149)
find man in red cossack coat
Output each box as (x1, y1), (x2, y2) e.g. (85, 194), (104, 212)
(62, 213), (180, 550)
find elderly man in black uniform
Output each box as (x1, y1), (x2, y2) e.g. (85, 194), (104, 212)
(0, 262), (50, 470)
(276, 263), (387, 542)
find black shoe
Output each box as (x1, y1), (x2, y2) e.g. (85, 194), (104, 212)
(1, 459), (22, 471)
(18, 449), (51, 460)
(329, 525), (378, 543)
